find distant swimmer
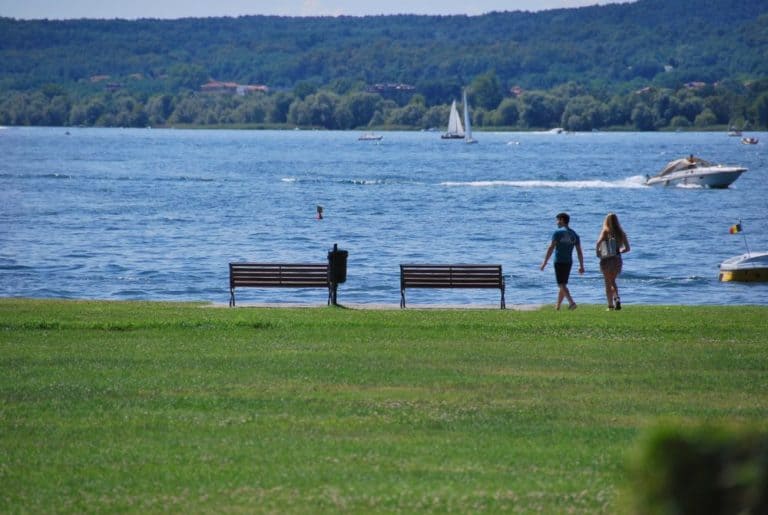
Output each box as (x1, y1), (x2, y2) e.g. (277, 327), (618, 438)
(316, 205), (324, 220)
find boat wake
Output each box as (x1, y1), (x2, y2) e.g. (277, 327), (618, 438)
(441, 176), (648, 189)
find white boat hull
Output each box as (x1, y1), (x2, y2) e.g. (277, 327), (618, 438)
(645, 166), (746, 188)
(719, 252), (768, 282)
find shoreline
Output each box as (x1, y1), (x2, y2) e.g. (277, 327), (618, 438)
(4, 298), (767, 309)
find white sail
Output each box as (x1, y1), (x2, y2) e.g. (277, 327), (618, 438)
(442, 100), (464, 138)
(463, 89), (477, 144)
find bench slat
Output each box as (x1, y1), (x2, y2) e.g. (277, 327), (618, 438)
(400, 264), (505, 309)
(229, 262), (331, 306)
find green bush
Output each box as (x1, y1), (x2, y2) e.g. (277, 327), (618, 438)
(628, 425), (768, 514)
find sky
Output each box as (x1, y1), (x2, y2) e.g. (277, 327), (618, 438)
(0, 0), (633, 19)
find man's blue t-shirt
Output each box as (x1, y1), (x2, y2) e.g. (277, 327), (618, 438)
(552, 227), (580, 264)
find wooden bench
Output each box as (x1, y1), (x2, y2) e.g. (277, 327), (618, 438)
(229, 263), (333, 307)
(400, 264), (506, 309)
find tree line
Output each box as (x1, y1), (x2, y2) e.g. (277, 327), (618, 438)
(2, 74), (767, 131)
(1, 0), (767, 130)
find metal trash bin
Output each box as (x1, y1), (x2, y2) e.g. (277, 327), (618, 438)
(328, 243), (348, 284)
(327, 243), (348, 305)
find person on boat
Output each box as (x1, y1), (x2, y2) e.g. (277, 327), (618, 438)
(540, 212), (585, 311)
(595, 212), (630, 310)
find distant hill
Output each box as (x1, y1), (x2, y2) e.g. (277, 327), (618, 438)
(1, 0), (767, 101)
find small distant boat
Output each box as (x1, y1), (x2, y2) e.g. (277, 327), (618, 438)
(358, 132), (383, 141)
(441, 100), (465, 139)
(463, 89), (477, 145)
(741, 137), (759, 145)
(719, 252), (768, 282)
(644, 156), (747, 189)
(728, 127), (743, 137)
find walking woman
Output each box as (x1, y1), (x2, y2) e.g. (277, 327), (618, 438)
(596, 213), (630, 310)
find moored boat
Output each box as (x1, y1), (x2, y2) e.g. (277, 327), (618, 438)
(441, 100), (465, 139)
(463, 89), (477, 144)
(644, 155), (747, 188)
(719, 252), (768, 282)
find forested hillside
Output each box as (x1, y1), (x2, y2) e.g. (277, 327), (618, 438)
(1, 0), (767, 130)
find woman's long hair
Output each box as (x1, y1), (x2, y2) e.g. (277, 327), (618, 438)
(603, 213), (627, 245)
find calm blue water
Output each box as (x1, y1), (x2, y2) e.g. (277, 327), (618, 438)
(1, 127), (767, 306)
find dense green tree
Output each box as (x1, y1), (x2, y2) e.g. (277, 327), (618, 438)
(751, 93), (768, 129)
(287, 91), (340, 128)
(167, 64), (209, 92)
(669, 115), (691, 128)
(561, 96), (605, 131)
(146, 94), (175, 126)
(169, 94), (202, 124)
(631, 104), (656, 130)
(470, 71), (503, 111)
(386, 103), (426, 127)
(293, 81), (319, 101)
(269, 92), (294, 124)
(694, 108), (717, 127)
(493, 98), (520, 126)
(519, 92), (563, 128)
(339, 92), (384, 128)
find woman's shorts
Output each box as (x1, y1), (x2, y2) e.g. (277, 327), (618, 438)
(554, 262), (572, 285)
(600, 255), (623, 275)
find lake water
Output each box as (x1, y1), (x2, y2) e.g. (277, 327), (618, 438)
(1, 127), (767, 307)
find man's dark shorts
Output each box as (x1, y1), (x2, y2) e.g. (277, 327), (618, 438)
(555, 262), (572, 285)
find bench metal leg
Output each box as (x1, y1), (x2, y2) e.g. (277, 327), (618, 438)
(229, 288), (235, 307)
(328, 284), (338, 306)
(400, 289), (406, 308)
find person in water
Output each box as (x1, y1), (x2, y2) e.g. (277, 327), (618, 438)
(540, 212), (585, 310)
(595, 212), (630, 310)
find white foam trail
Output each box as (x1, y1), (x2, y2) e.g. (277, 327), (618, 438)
(441, 175), (648, 189)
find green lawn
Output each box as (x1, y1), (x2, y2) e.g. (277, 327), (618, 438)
(1, 299), (766, 513)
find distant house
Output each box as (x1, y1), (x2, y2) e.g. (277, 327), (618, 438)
(366, 83), (416, 94)
(684, 81), (707, 90)
(236, 84), (269, 95)
(510, 86), (524, 97)
(90, 75), (111, 83)
(201, 81), (269, 95)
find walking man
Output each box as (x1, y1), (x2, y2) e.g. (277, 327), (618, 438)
(540, 212), (585, 310)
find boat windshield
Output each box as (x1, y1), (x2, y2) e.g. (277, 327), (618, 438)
(657, 157), (715, 177)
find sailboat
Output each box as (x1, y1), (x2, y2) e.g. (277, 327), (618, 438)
(463, 89), (477, 144)
(441, 100), (465, 139)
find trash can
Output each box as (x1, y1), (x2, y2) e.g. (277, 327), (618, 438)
(328, 243), (348, 284)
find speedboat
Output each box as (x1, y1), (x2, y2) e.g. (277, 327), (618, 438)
(719, 252), (768, 282)
(358, 132), (383, 141)
(644, 156), (747, 188)
(741, 137), (759, 145)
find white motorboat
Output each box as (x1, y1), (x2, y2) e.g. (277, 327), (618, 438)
(719, 252), (768, 282)
(644, 156), (747, 188)
(358, 132), (383, 141)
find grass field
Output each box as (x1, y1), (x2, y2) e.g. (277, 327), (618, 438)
(1, 299), (766, 513)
